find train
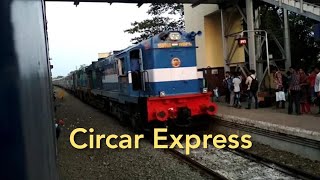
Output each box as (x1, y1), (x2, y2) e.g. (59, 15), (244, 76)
(53, 30), (218, 132)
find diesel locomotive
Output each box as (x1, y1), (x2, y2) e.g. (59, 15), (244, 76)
(53, 30), (217, 131)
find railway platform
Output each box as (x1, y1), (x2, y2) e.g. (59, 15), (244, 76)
(215, 102), (320, 138)
(212, 103), (320, 161)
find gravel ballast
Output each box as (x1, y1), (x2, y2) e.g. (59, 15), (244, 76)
(176, 143), (301, 180)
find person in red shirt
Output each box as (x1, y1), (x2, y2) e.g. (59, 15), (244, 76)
(299, 68), (310, 113)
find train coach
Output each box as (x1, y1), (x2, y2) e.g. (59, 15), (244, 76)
(54, 30), (218, 132)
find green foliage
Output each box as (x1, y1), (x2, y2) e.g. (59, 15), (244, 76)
(288, 14), (320, 70)
(259, 6), (282, 58)
(260, 4), (320, 70)
(147, 3), (184, 17)
(124, 3), (185, 44)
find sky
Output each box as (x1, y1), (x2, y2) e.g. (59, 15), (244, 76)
(46, 2), (150, 77)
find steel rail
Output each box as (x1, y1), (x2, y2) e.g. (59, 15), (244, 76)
(167, 148), (228, 180)
(225, 148), (320, 180)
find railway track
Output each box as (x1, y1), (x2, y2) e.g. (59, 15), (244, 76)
(227, 148), (320, 180)
(167, 148), (228, 180)
(161, 129), (318, 180)
(167, 140), (319, 180)
(209, 117), (320, 179)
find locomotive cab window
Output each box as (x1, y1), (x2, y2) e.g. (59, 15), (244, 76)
(130, 49), (143, 91)
(117, 58), (125, 76)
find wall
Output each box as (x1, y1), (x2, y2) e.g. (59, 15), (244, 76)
(204, 12), (223, 67)
(184, 4), (245, 69)
(224, 8), (245, 65)
(184, 4), (219, 68)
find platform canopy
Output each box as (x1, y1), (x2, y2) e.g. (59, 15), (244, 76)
(45, 0), (226, 7)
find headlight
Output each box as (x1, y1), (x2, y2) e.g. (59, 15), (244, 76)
(202, 88), (208, 93)
(169, 32), (181, 41)
(160, 91), (166, 97)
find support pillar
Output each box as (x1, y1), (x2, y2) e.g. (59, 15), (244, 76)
(221, 9), (230, 72)
(284, 9), (291, 71)
(255, 7), (263, 81)
(246, 0), (256, 71)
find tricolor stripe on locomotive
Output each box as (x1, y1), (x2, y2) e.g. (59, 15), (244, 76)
(53, 30), (217, 131)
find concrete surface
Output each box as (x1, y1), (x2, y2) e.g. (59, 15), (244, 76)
(214, 103), (320, 141)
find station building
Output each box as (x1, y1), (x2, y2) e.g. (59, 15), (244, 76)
(184, 4), (245, 71)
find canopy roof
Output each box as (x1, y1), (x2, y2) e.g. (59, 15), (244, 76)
(45, 0), (226, 7)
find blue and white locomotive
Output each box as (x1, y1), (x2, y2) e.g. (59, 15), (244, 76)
(53, 30), (217, 131)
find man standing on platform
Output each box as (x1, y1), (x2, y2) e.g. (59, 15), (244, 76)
(314, 65), (320, 115)
(223, 71), (232, 104)
(288, 67), (301, 115)
(245, 70), (258, 109)
(233, 72), (242, 108)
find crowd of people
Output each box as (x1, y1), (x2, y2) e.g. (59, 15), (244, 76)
(222, 65), (320, 116)
(223, 69), (259, 109)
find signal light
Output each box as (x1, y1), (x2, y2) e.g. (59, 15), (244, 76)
(168, 108), (177, 118)
(238, 37), (247, 46)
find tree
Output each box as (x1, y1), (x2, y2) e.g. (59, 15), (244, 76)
(124, 3), (185, 44)
(259, 4), (320, 70)
(287, 13), (320, 70)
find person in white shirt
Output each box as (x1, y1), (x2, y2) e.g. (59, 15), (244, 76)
(232, 72), (242, 108)
(245, 69), (258, 109)
(314, 65), (320, 114)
